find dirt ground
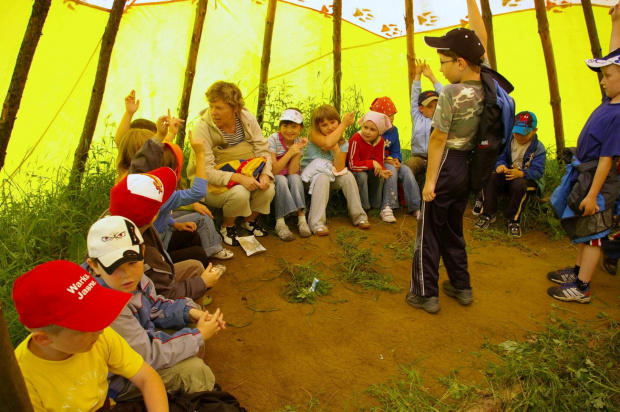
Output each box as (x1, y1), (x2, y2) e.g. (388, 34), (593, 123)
(201, 208), (620, 411)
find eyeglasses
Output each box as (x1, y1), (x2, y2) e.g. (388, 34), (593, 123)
(440, 59), (456, 66)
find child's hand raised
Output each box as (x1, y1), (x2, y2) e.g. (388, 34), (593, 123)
(124, 90), (140, 114)
(341, 111), (356, 127)
(189, 130), (205, 155)
(414, 59), (424, 75)
(422, 63), (434, 78)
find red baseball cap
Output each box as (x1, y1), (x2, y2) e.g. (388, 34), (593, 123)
(12, 260), (131, 332)
(109, 167), (176, 227)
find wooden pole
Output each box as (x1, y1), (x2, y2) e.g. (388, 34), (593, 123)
(480, 0), (497, 70)
(256, 0), (278, 127)
(0, 0), (52, 173)
(0, 303), (34, 411)
(332, 0), (342, 112)
(176, 0), (208, 148)
(533, 0), (564, 156)
(405, 0), (415, 98)
(581, 0), (605, 95)
(69, 0), (125, 191)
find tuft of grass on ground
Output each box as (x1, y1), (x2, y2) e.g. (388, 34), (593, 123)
(364, 315), (620, 411)
(278, 259), (334, 304)
(334, 229), (402, 292)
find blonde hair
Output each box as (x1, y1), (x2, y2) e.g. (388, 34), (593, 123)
(116, 129), (154, 180)
(205, 81), (245, 111)
(310, 104), (343, 144)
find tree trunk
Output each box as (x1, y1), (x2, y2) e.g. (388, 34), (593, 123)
(332, 0), (342, 113)
(581, 0), (604, 96)
(533, 0), (564, 157)
(0, 0), (52, 173)
(69, 0), (125, 191)
(405, 0), (415, 98)
(480, 0), (497, 70)
(256, 0), (278, 127)
(176, 0), (208, 148)
(0, 303), (34, 411)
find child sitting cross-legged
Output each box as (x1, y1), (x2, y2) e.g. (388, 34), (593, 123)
(86, 215), (225, 401)
(474, 111), (546, 238)
(347, 111), (396, 222)
(267, 108), (312, 241)
(12, 260), (168, 411)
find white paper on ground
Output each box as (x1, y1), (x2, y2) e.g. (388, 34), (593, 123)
(237, 235), (267, 256)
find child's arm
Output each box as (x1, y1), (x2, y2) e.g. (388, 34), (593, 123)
(422, 129), (448, 202)
(522, 142), (547, 181)
(190, 130), (206, 181)
(127, 362), (169, 412)
(309, 111), (355, 149)
(580, 156), (613, 215)
(610, 1), (620, 51)
(332, 144), (347, 172)
(271, 138), (308, 175)
(115, 90), (140, 147)
(347, 135), (374, 172)
(422, 62), (439, 85)
(467, 0), (488, 57)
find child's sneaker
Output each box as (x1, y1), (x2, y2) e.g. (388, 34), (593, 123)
(474, 214), (496, 229)
(275, 223), (295, 242)
(508, 221), (522, 238)
(298, 220), (312, 238)
(442, 281), (473, 305)
(241, 220), (268, 237)
(380, 206), (396, 223)
(602, 255), (618, 276)
(547, 282), (591, 303)
(414, 210), (421, 220)
(472, 200), (483, 216)
(220, 226), (240, 246)
(405, 293), (440, 314)
(547, 267), (576, 284)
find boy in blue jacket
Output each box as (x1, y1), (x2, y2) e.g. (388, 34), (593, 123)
(474, 111), (546, 238)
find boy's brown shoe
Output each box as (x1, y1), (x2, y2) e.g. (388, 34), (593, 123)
(405, 293), (440, 314)
(442, 281), (473, 305)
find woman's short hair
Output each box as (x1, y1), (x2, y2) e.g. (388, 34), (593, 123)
(205, 81), (245, 110)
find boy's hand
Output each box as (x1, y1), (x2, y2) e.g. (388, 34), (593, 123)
(372, 160), (383, 175)
(196, 308), (224, 341)
(414, 59), (424, 75)
(193, 202), (214, 218)
(394, 158), (401, 170)
(341, 111), (356, 127)
(384, 158), (395, 167)
(167, 117), (184, 139)
(496, 165), (508, 174)
(189, 130), (205, 155)
(125, 90), (140, 114)
(173, 221), (197, 232)
(155, 115), (169, 140)
(201, 263), (223, 288)
(422, 181), (436, 202)
(580, 195), (600, 216)
(505, 167), (524, 180)
(188, 308), (204, 323)
(422, 63), (433, 78)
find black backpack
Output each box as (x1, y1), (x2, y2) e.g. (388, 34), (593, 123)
(107, 390), (246, 412)
(470, 66), (516, 191)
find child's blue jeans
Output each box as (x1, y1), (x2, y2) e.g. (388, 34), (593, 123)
(274, 174), (306, 219)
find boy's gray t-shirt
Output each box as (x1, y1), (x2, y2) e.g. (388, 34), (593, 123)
(431, 80), (484, 151)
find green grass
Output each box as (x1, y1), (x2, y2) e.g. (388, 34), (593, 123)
(278, 259), (334, 304)
(364, 315), (620, 411)
(0, 138), (117, 347)
(334, 229), (402, 292)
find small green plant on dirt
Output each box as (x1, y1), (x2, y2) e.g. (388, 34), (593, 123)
(364, 315), (620, 411)
(384, 228), (416, 260)
(334, 229), (402, 292)
(278, 259), (334, 304)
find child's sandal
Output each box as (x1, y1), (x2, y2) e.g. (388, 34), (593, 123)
(314, 226), (330, 236)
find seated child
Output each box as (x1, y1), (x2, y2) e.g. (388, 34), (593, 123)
(86, 215), (225, 401)
(300, 104), (369, 235)
(474, 111), (546, 238)
(131, 128), (234, 263)
(267, 108), (312, 241)
(347, 111), (396, 222)
(404, 59), (443, 177)
(546, 3), (620, 304)
(369, 97), (421, 218)
(12, 260), (168, 411)
(109, 167), (224, 301)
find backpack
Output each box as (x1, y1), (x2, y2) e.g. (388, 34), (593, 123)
(469, 66), (516, 191)
(107, 390), (246, 412)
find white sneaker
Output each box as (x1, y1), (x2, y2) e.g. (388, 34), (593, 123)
(380, 206), (396, 223)
(298, 220), (312, 238)
(275, 223), (295, 242)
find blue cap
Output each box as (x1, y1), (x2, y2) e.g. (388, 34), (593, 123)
(512, 111), (537, 135)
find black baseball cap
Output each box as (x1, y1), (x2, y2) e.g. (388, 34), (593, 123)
(424, 28), (485, 64)
(418, 91), (439, 107)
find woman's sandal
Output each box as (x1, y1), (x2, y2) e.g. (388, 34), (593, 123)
(212, 248), (234, 260)
(357, 220), (371, 229)
(314, 226), (330, 236)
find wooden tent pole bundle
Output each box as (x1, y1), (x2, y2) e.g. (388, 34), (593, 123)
(405, 0), (415, 98)
(333, 0), (343, 112)
(257, 0), (278, 127)
(582, 0), (605, 96)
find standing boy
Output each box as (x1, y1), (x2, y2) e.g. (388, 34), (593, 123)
(407, 0), (487, 313)
(12, 260), (168, 411)
(547, 2), (620, 303)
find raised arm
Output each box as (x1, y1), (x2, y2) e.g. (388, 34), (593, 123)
(467, 0), (488, 57)
(610, 1), (620, 51)
(309, 111), (355, 149)
(114, 90), (140, 147)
